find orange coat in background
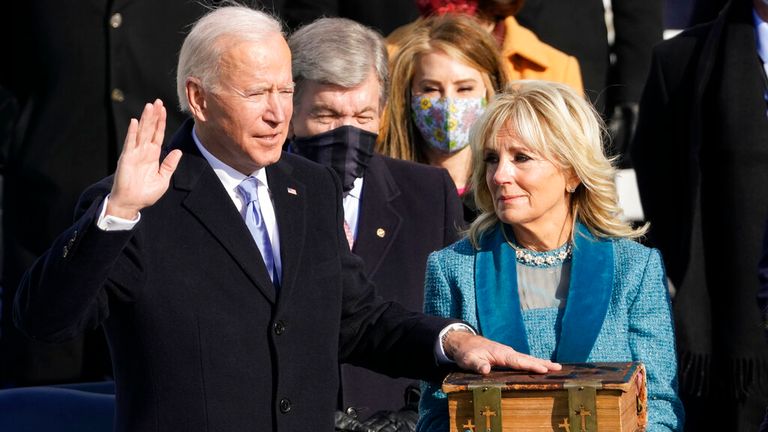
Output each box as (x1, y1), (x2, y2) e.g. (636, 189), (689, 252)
(496, 16), (582, 95)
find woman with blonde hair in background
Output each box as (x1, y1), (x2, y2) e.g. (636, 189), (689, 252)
(378, 14), (506, 220)
(417, 81), (684, 431)
(386, 0), (583, 93)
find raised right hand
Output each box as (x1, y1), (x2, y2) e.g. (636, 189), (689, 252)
(106, 99), (182, 219)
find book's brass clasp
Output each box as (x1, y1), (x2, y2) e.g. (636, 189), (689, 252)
(563, 380), (601, 432)
(468, 385), (502, 432)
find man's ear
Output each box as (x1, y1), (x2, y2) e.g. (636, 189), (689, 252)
(186, 77), (208, 122)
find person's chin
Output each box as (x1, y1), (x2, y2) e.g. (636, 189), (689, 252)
(260, 148), (284, 166)
(495, 197), (527, 212)
(496, 210), (527, 226)
(268, 149), (284, 164)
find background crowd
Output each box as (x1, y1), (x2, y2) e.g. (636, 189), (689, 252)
(2, 0), (768, 431)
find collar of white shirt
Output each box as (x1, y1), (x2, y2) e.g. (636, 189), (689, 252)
(192, 126), (269, 213)
(343, 176), (364, 239)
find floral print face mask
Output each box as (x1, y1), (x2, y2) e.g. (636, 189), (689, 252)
(410, 95), (487, 154)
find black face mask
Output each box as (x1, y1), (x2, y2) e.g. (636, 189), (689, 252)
(290, 125), (377, 193)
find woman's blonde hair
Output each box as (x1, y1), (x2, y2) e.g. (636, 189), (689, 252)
(378, 14), (507, 163)
(467, 80), (648, 248)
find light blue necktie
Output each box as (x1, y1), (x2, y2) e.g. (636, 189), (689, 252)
(237, 177), (279, 287)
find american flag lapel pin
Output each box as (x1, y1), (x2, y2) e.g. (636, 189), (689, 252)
(287, 187), (297, 196)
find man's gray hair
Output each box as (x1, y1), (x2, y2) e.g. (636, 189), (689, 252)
(288, 17), (388, 109)
(176, 5), (284, 112)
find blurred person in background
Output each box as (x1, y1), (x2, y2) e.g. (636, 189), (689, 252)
(281, 0), (419, 34)
(516, 0), (662, 164)
(632, 0), (768, 429)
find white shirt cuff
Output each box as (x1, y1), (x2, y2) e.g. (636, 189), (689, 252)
(96, 195), (141, 231)
(435, 323), (476, 364)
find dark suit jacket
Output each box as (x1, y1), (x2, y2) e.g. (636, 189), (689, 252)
(340, 155), (463, 414)
(14, 120), (456, 431)
(517, 0), (662, 113)
(631, 0), (768, 406)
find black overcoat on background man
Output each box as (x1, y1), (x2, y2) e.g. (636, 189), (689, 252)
(632, 1), (768, 429)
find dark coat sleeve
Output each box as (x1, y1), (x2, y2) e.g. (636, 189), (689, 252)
(630, 34), (703, 287)
(13, 177), (137, 341)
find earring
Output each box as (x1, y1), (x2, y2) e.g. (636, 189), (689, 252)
(567, 185), (577, 193)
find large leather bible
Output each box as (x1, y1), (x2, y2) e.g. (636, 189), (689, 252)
(442, 362), (647, 432)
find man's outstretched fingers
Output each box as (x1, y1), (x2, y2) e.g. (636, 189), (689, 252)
(124, 118), (139, 151)
(508, 351), (562, 374)
(160, 149), (183, 178)
(138, 102), (161, 148)
(135, 103), (154, 148)
(445, 332), (562, 375)
(151, 100), (167, 146)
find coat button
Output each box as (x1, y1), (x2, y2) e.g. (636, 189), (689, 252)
(279, 398), (291, 413)
(273, 321), (285, 335)
(111, 88), (125, 102)
(109, 13), (123, 29)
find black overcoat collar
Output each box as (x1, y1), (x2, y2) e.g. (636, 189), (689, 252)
(168, 120), (306, 305)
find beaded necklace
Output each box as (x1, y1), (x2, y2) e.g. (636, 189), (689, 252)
(501, 225), (573, 268)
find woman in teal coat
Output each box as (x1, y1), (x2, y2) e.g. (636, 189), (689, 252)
(417, 81), (684, 431)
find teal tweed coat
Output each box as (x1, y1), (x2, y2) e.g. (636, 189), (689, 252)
(417, 224), (685, 432)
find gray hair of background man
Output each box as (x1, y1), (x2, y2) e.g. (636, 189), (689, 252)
(288, 17), (389, 110)
(176, 5), (284, 112)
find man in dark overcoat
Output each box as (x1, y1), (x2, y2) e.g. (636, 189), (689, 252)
(632, 0), (768, 429)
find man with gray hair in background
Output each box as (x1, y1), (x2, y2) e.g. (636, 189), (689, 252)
(14, 6), (560, 430)
(287, 18), (464, 431)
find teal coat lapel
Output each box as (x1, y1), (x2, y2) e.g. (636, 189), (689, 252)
(473, 222), (614, 362)
(474, 225), (530, 354)
(556, 223), (614, 362)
